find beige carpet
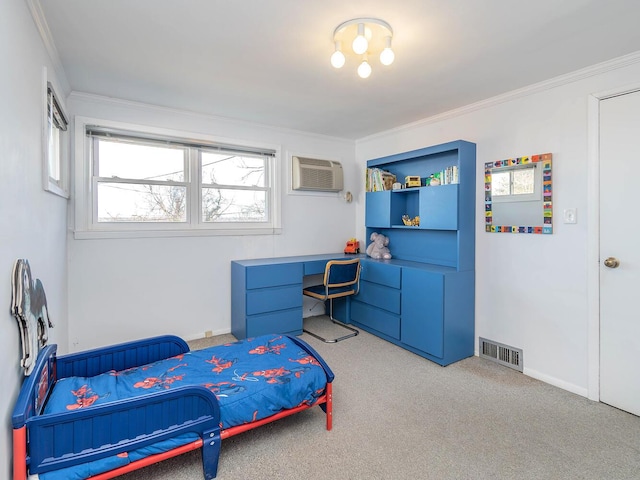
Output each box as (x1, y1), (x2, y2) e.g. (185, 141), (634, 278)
(118, 316), (640, 480)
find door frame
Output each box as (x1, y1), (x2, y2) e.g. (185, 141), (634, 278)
(587, 82), (640, 401)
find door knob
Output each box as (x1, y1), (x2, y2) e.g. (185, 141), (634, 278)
(603, 257), (620, 268)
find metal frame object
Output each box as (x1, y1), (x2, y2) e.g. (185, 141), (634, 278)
(303, 259), (361, 343)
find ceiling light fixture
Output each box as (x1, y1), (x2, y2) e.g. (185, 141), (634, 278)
(331, 17), (394, 79)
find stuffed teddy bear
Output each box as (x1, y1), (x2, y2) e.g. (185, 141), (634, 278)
(366, 232), (392, 260)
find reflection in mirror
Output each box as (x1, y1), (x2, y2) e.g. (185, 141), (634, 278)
(492, 167), (535, 196)
(484, 153), (552, 234)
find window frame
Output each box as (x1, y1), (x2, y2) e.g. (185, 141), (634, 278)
(74, 117), (281, 239)
(42, 68), (70, 198)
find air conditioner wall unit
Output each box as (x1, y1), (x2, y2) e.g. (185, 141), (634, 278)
(292, 156), (343, 192)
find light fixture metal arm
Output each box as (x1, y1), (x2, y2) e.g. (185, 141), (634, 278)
(333, 17), (393, 40)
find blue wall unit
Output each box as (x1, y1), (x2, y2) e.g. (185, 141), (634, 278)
(354, 139), (476, 366)
(231, 140), (475, 366)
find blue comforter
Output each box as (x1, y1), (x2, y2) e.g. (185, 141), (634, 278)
(39, 334), (328, 480)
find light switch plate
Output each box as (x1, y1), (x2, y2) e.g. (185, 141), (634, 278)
(563, 208), (577, 224)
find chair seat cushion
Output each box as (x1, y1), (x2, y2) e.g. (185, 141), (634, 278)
(304, 284), (355, 299)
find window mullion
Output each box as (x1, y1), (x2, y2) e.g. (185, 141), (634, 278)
(201, 183), (268, 192)
(91, 137), (99, 226)
(190, 148), (200, 226)
(94, 177), (188, 187)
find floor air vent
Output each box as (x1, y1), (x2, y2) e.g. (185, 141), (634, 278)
(479, 337), (523, 372)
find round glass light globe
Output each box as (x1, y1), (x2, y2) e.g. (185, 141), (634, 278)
(331, 50), (346, 69)
(357, 60), (372, 79)
(352, 35), (368, 55)
(380, 47), (395, 66)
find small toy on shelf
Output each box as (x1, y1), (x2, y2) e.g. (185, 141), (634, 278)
(382, 172), (397, 190)
(405, 175), (421, 188)
(402, 215), (420, 226)
(366, 232), (392, 260)
(425, 173), (441, 186)
(344, 238), (360, 254)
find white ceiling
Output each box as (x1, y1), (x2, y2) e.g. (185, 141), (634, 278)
(37, 0), (640, 139)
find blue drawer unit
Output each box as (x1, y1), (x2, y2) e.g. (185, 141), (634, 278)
(246, 263), (301, 289)
(360, 261), (401, 288)
(350, 261), (401, 340)
(246, 284), (302, 315)
(351, 300), (400, 339)
(245, 309), (302, 338)
(354, 281), (400, 314)
(360, 140), (476, 366)
(231, 254), (355, 340)
(232, 260), (304, 339)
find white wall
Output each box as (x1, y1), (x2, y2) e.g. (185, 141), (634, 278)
(66, 94), (357, 350)
(1, 0), (69, 477)
(356, 54), (640, 397)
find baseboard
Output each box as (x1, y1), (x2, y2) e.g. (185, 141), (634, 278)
(523, 367), (589, 398)
(473, 350), (589, 398)
(183, 328), (231, 341)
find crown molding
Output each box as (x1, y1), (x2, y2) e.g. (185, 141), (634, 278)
(359, 50), (640, 144)
(26, 0), (70, 94)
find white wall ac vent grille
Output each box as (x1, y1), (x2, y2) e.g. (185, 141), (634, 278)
(479, 337), (523, 372)
(292, 156), (343, 192)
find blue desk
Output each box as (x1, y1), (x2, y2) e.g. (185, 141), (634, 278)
(231, 253), (359, 340)
(231, 253), (474, 366)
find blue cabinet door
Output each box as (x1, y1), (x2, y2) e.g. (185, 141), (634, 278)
(419, 184), (458, 230)
(400, 268), (444, 358)
(365, 192), (392, 228)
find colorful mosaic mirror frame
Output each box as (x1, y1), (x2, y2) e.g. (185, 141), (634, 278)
(485, 153), (552, 234)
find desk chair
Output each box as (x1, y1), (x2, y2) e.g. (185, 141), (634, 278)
(303, 259), (360, 343)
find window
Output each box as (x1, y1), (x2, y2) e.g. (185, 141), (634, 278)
(43, 75), (69, 198)
(75, 119), (280, 238)
(200, 151), (268, 223)
(491, 164), (541, 203)
(92, 135), (189, 223)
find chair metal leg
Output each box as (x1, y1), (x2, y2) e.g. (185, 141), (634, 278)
(303, 298), (359, 343)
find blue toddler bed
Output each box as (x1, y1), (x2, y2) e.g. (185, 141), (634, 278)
(12, 333), (334, 480)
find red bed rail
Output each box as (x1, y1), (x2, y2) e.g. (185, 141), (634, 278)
(87, 385), (333, 480)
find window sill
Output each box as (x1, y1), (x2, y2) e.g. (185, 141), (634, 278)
(73, 227), (283, 240)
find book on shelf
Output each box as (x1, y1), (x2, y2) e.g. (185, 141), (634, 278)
(442, 165), (459, 185)
(366, 168), (396, 192)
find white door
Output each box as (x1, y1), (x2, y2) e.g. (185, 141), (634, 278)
(599, 89), (640, 416)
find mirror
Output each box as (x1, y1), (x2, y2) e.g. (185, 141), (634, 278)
(484, 153), (552, 234)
